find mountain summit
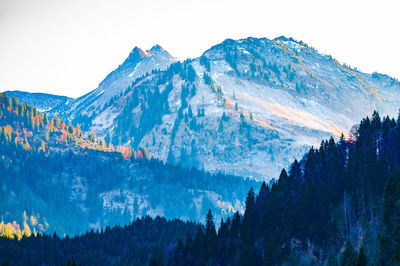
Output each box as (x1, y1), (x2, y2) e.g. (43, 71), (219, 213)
(53, 45), (176, 120)
(124, 45), (172, 64)
(149, 44), (170, 55)
(56, 36), (400, 180)
(124, 47), (149, 63)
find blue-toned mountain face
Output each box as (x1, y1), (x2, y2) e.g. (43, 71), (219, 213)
(58, 37), (400, 180)
(0, 93), (258, 236)
(52, 45), (176, 120)
(1, 37), (400, 266)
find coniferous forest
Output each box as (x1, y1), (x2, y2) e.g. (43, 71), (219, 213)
(0, 93), (257, 237)
(2, 19), (400, 265)
(1, 86), (400, 264)
(4, 0), (400, 263)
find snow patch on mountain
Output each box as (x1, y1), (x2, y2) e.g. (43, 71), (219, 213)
(53, 45), (176, 120)
(59, 36), (400, 181)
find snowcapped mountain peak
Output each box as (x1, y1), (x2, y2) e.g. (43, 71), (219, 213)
(54, 36), (400, 181)
(273, 36), (297, 43)
(127, 45), (171, 59)
(149, 44), (164, 53)
(130, 46), (147, 56)
(53, 44), (176, 119)
(124, 47), (150, 65)
(125, 45), (173, 63)
(149, 44), (177, 61)
(205, 36), (310, 56)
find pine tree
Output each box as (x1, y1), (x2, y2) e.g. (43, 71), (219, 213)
(12, 96), (18, 109)
(356, 246), (367, 266)
(230, 211), (241, 240)
(241, 188), (255, 244)
(205, 209), (216, 241)
(341, 240), (357, 266)
(222, 112), (228, 122)
(383, 173), (398, 226)
(218, 118), (223, 132)
(327, 252), (338, 266)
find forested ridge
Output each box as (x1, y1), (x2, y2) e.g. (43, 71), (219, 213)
(0, 92), (146, 237)
(0, 216), (201, 265)
(0, 92), (257, 239)
(162, 111), (400, 265)
(2, 109), (400, 265)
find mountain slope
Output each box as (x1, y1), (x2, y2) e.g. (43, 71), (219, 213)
(2, 111), (400, 265)
(66, 37), (400, 180)
(164, 111), (400, 265)
(0, 92), (257, 236)
(3, 90), (71, 112)
(53, 45), (176, 126)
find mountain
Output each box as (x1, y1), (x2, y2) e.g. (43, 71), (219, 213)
(164, 111), (400, 265)
(60, 36), (400, 180)
(2, 110), (400, 265)
(0, 92), (257, 236)
(3, 90), (71, 112)
(52, 44), (176, 122)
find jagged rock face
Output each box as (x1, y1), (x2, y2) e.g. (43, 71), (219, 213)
(60, 37), (400, 180)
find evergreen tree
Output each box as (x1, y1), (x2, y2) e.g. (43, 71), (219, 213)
(205, 209), (217, 250)
(341, 240), (357, 266)
(356, 246), (367, 266)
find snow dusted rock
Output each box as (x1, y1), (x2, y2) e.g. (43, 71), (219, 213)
(53, 45), (176, 120)
(60, 37), (400, 181)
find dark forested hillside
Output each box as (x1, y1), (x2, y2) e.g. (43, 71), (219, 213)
(2, 110), (399, 265)
(0, 216), (201, 266)
(163, 111), (400, 265)
(2, 92), (400, 265)
(0, 92), (258, 237)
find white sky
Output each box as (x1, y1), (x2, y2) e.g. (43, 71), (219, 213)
(0, 0), (399, 98)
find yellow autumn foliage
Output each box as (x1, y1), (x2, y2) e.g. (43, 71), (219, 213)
(0, 212), (48, 240)
(30, 215), (38, 226)
(0, 220), (23, 240)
